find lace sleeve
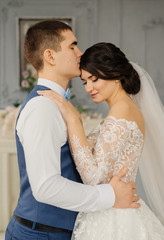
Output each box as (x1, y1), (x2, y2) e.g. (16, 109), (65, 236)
(72, 116), (144, 185)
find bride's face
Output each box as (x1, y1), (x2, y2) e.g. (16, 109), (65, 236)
(81, 69), (121, 104)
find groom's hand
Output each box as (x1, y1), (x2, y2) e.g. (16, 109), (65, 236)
(109, 167), (140, 208)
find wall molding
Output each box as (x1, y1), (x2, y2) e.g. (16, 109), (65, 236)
(144, 18), (164, 30)
(143, 18), (164, 68)
(7, 0), (23, 8)
(0, 0), (98, 108)
(143, 18), (164, 100)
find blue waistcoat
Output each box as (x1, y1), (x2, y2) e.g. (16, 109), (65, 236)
(14, 85), (82, 231)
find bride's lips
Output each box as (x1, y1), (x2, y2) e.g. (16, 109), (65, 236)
(91, 93), (98, 98)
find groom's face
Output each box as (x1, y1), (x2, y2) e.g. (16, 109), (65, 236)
(54, 30), (83, 79)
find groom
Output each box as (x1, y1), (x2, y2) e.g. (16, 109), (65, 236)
(5, 20), (140, 240)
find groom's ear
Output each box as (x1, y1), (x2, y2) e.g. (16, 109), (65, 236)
(43, 49), (56, 66)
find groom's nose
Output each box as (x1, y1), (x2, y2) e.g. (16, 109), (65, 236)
(76, 47), (83, 57)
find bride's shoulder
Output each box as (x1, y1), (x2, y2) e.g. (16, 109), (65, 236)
(108, 99), (145, 137)
(109, 99), (135, 119)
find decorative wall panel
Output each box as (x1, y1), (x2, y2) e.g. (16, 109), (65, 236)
(0, 0), (98, 108)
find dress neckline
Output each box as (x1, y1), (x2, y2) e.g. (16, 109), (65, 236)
(100, 115), (144, 140)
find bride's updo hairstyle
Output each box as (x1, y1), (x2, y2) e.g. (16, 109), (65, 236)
(80, 42), (140, 95)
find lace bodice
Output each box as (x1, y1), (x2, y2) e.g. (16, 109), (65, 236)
(72, 116), (144, 184)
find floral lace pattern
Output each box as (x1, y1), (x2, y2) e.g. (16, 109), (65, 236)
(72, 199), (164, 240)
(71, 116), (164, 240)
(72, 116), (144, 184)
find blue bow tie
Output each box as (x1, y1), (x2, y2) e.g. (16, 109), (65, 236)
(64, 88), (70, 101)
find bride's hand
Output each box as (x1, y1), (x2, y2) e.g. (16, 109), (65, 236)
(37, 90), (81, 124)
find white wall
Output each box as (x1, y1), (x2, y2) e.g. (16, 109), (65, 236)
(0, 0), (164, 111)
(0, 0), (98, 108)
(0, 0), (164, 207)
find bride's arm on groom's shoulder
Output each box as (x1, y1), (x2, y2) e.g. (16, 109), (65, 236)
(20, 95), (116, 212)
(37, 90), (106, 185)
(37, 90), (140, 209)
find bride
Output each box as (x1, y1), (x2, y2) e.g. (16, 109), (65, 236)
(38, 42), (164, 239)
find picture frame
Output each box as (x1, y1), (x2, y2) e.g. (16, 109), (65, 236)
(17, 17), (75, 90)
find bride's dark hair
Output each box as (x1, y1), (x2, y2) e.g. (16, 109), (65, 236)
(80, 42), (140, 95)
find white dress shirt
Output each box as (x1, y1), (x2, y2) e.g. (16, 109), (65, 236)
(16, 78), (115, 212)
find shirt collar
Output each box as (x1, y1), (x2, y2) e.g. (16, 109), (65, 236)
(37, 78), (65, 96)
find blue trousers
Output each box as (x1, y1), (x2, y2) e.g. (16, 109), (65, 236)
(5, 216), (72, 240)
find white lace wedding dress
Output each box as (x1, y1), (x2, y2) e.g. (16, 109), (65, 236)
(71, 116), (164, 240)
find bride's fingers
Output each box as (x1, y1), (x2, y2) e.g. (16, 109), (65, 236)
(37, 90), (58, 94)
(129, 202), (141, 208)
(132, 195), (140, 202)
(37, 90), (60, 98)
(37, 93), (61, 109)
(37, 90), (65, 102)
(44, 94), (60, 104)
(133, 188), (137, 194)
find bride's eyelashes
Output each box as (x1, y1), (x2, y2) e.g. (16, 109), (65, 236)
(92, 79), (98, 83)
(82, 79), (98, 85)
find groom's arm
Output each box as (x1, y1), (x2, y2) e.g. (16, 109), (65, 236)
(17, 96), (115, 212)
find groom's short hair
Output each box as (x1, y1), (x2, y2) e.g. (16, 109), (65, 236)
(24, 20), (72, 71)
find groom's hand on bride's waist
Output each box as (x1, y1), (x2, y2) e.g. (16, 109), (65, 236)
(109, 166), (141, 209)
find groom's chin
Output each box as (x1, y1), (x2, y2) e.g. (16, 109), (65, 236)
(72, 72), (81, 79)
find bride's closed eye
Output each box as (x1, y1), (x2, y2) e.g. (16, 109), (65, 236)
(82, 78), (98, 85)
(82, 81), (87, 85)
(92, 79), (98, 82)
